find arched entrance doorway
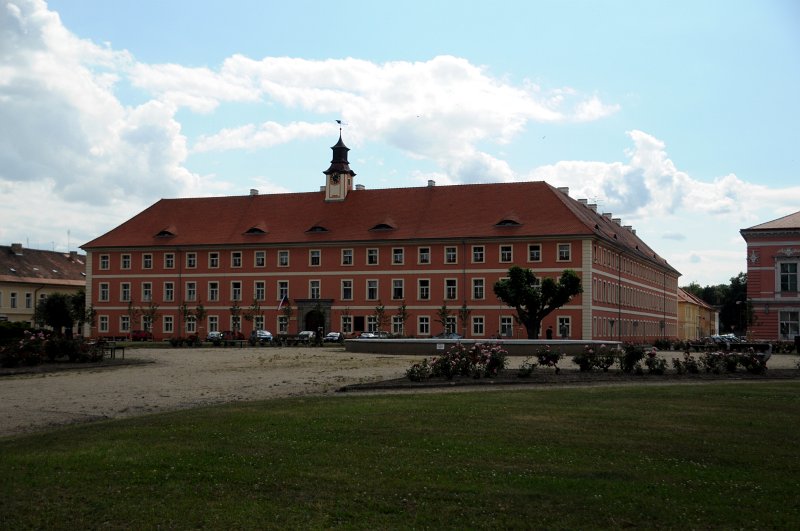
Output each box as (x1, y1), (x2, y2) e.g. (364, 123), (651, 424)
(305, 309), (325, 334)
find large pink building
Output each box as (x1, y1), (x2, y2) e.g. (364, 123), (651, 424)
(741, 211), (800, 341)
(82, 135), (680, 342)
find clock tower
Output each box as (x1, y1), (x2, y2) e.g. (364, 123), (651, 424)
(323, 132), (356, 201)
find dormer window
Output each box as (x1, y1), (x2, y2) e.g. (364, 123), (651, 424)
(307, 225), (329, 233)
(245, 226), (267, 234)
(370, 223), (395, 231)
(156, 230), (174, 237)
(495, 218), (521, 227)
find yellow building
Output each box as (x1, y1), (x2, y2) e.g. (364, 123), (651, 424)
(677, 288), (717, 341)
(0, 244), (86, 327)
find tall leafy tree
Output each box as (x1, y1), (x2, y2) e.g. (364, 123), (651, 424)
(34, 293), (74, 337)
(493, 266), (583, 339)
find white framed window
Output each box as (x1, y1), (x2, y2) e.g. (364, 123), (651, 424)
(143, 254), (153, 269)
(186, 252), (196, 268)
(472, 245), (485, 263)
(418, 279), (430, 300)
(163, 315), (174, 334)
(254, 281), (265, 301)
(164, 282), (174, 302)
(779, 311), (799, 340)
(392, 279), (404, 300)
(445, 278), (457, 300)
(232, 251), (242, 268)
(186, 282), (197, 302)
(472, 278), (485, 300)
(98, 283), (110, 302)
(528, 244), (541, 262)
(341, 280), (353, 301)
(367, 316), (378, 332)
(418, 316), (430, 336)
(500, 316), (513, 337)
(10, 292), (17, 308)
(557, 243), (571, 262)
(142, 282), (152, 302)
(255, 251), (266, 268)
(208, 282), (219, 302)
(186, 316), (197, 334)
(367, 279), (379, 301)
(309, 249), (321, 266)
(278, 281), (289, 300)
(557, 316), (571, 338)
(367, 248), (379, 265)
(231, 281), (242, 301)
(99, 315), (109, 333)
(209, 252), (219, 268)
(278, 250), (289, 267)
(392, 248), (404, 265)
(164, 253), (175, 269)
(309, 280), (321, 299)
(208, 315), (219, 333)
(25, 293), (32, 309)
(99, 254), (110, 270)
(499, 245), (513, 263)
(121, 254), (131, 269)
(392, 315), (404, 336)
(254, 316), (264, 330)
(341, 315), (353, 334)
(472, 316), (485, 336)
(779, 262), (798, 292)
(341, 249), (353, 266)
(120, 315), (130, 333)
(446, 316), (457, 334)
(444, 246), (457, 264)
(418, 247), (431, 264)
(278, 315), (288, 334)
(120, 283), (131, 302)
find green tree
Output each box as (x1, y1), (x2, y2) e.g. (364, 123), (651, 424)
(374, 301), (388, 332)
(33, 293), (74, 337)
(681, 272), (752, 336)
(395, 301), (409, 337)
(458, 303), (471, 337)
(435, 303), (451, 334)
(493, 266), (583, 339)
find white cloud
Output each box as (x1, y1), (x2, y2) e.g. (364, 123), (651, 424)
(194, 121), (329, 153)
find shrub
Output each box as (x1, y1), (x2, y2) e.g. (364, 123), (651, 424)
(672, 352), (699, 375)
(409, 343), (508, 381)
(699, 351), (737, 374)
(618, 344), (646, 373)
(535, 345), (563, 374)
(517, 357), (537, 377)
(406, 359), (432, 381)
(572, 345), (595, 372)
(644, 349), (667, 375)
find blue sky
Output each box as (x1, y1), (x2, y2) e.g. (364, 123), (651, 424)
(2, 0), (799, 286)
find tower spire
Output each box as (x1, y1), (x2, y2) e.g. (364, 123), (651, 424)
(323, 128), (356, 202)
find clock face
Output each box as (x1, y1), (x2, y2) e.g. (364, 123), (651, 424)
(331, 174), (340, 184)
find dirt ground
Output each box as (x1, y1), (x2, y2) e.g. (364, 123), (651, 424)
(1, 347), (798, 438)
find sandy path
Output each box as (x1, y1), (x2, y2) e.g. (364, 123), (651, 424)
(1, 347), (797, 438)
(0, 346), (423, 437)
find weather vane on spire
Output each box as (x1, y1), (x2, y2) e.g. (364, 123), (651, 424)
(335, 119), (348, 133)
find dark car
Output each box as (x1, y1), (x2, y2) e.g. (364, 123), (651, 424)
(323, 331), (343, 342)
(130, 329), (153, 341)
(221, 330), (245, 341)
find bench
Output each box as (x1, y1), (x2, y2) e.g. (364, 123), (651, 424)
(102, 341), (125, 359)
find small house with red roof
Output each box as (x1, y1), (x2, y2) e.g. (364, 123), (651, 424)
(741, 211), (800, 341)
(82, 135), (680, 341)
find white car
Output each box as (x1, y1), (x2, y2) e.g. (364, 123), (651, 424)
(251, 330), (273, 343)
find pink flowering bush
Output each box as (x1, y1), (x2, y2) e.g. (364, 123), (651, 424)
(535, 345), (564, 374)
(0, 330), (48, 367)
(406, 343), (508, 380)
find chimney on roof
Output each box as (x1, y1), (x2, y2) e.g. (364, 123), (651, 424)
(623, 225), (633, 232)
(631, 229), (637, 235)
(250, 189), (258, 196)
(557, 187), (569, 195)
(355, 184), (366, 191)
(612, 218), (622, 226)
(11, 243), (22, 255)
(602, 212), (613, 219)
(578, 199), (588, 205)
(428, 180), (436, 187)
(587, 204), (597, 212)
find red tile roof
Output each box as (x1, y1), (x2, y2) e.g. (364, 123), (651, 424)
(82, 181), (677, 273)
(678, 288), (715, 310)
(0, 245), (86, 286)
(742, 210), (800, 232)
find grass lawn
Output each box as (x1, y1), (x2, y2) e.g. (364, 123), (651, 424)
(1, 382), (799, 529)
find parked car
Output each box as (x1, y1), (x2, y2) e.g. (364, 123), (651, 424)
(250, 330), (273, 343)
(323, 331), (343, 342)
(130, 329), (153, 341)
(206, 331), (223, 341)
(359, 331), (389, 339)
(433, 332), (463, 339)
(297, 330), (316, 342)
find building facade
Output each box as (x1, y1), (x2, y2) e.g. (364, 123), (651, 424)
(741, 211), (800, 341)
(82, 135), (680, 342)
(0, 243), (87, 328)
(677, 288), (717, 341)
